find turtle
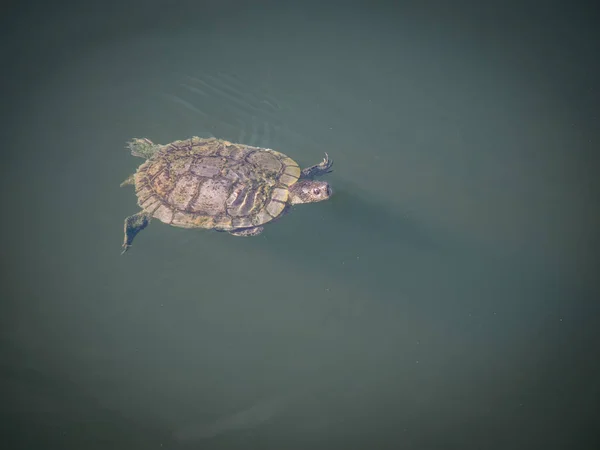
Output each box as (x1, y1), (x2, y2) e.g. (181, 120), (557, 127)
(119, 136), (333, 253)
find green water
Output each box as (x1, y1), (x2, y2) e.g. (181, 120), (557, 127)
(2, 1), (598, 449)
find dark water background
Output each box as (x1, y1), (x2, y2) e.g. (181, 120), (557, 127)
(1, 1), (598, 448)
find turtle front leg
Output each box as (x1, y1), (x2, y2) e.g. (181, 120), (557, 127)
(122, 212), (151, 254)
(301, 153), (333, 179)
(229, 226), (264, 237)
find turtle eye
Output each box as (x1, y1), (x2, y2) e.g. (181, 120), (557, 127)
(313, 188), (321, 195)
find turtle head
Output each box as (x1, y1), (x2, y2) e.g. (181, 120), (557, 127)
(288, 180), (332, 205)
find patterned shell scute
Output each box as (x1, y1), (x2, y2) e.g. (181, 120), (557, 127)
(133, 138), (301, 230)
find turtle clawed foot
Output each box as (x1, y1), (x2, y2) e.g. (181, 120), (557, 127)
(302, 153), (334, 178)
(320, 152), (334, 174)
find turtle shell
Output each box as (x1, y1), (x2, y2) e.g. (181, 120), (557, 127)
(133, 137), (302, 230)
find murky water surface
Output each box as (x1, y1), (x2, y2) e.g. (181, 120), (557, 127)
(1, 2), (597, 449)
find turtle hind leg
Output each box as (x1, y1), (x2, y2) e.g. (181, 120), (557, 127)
(120, 174), (135, 187)
(300, 153), (333, 179)
(127, 138), (162, 159)
(229, 226), (264, 237)
(122, 212), (151, 254)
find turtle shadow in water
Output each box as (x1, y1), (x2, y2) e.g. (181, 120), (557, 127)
(172, 393), (292, 441)
(171, 383), (333, 442)
(260, 177), (463, 274)
(326, 180), (451, 253)
(0, 364), (175, 447)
